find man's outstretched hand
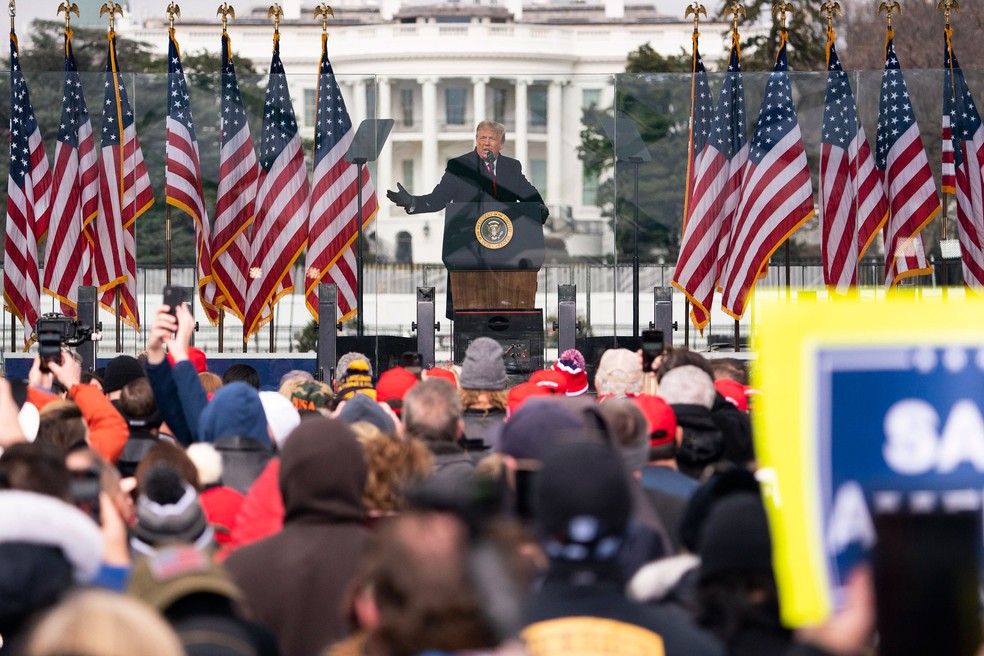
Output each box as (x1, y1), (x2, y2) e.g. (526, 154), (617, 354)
(386, 182), (414, 213)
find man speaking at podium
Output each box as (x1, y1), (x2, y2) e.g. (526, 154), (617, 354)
(387, 120), (549, 222)
(387, 120), (549, 319)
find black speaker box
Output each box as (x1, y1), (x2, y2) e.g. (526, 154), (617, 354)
(575, 335), (643, 393)
(337, 336), (418, 376)
(454, 309), (544, 374)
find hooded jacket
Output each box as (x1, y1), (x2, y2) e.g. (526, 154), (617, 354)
(225, 417), (370, 656)
(198, 383), (274, 494)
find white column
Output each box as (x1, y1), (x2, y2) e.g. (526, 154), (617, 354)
(546, 79), (564, 206)
(377, 77), (393, 203)
(514, 77), (529, 167)
(352, 78), (368, 125)
(472, 75), (488, 125)
(420, 77), (439, 189)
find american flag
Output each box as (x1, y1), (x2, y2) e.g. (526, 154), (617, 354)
(876, 31), (938, 287)
(243, 35), (309, 341)
(719, 33), (813, 320)
(673, 36), (746, 332)
(166, 29), (219, 323)
(210, 32), (257, 323)
(93, 31), (155, 328)
(820, 32), (888, 294)
(44, 28), (98, 316)
(942, 29), (984, 287)
(303, 33), (378, 321)
(4, 32), (52, 345)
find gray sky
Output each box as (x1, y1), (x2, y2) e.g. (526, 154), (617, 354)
(661, 0), (723, 21)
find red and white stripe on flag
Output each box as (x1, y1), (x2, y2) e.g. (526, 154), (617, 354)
(719, 36), (814, 320)
(5, 33), (52, 346)
(242, 35), (309, 342)
(304, 35), (379, 323)
(44, 30), (97, 316)
(210, 32), (257, 323)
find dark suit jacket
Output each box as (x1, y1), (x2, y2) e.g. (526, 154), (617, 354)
(409, 149), (546, 218)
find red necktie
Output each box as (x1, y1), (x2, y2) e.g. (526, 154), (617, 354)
(487, 161), (497, 196)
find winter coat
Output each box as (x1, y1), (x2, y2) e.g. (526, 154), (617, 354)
(225, 418), (370, 656)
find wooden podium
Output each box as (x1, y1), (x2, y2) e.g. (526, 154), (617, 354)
(444, 202), (545, 371)
(442, 202), (545, 311)
(450, 271), (537, 309)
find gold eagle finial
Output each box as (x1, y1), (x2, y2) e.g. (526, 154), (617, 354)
(878, 1), (900, 29)
(268, 3), (283, 34)
(99, 2), (123, 32)
(820, 1), (840, 31)
(217, 2), (235, 33)
(684, 2), (706, 34)
(57, 1), (80, 29)
(937, 0), (959, 28)
(314, 3), (333, 32)
(772, 0), (794, 32)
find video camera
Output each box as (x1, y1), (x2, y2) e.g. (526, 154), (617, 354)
(34, 313), (96, 372)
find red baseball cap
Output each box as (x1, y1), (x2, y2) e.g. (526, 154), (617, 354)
(423, 367), (458, 388)
(506, 381), (552, 417)
(529, 369), (568, 395)
(376, 367), (418, 415)
(714, 378), (749, 412)
(167, 347), (207, 373)
(631, 394), (678, 446)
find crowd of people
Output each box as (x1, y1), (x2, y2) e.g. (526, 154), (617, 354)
(0, 302), (878, 656)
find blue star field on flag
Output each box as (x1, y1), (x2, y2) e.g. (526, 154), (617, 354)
(875, 38), (916, 170)
(822, 42), (859, 148)
(259, 39), (300, 172)
(314, 45), (352, 169)
(748, 44), (796, 166)
(9, 38), (39, 187)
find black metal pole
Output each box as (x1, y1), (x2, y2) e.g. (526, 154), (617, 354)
(165, 205), (172, 286)
(785, 240), (791, 299)
(684, 298), (690, 349)
(356, 161), (365, 338)
(269, 305), (275, 353)
(632, 162), (640, 338)
(9, 313), (14, 352)
(115, 289), (122, 352)
(734, 318), (740, 352)
(941, 191), (949, 289)
(218, 310), (224, 353)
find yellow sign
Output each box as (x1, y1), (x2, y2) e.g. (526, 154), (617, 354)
(753, 292), (984, 626)
(475, 211), (513, 250)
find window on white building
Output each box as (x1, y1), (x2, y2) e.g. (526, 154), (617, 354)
(493, 88), (508, 124)
(402, 159), (414, 190)
(583, 168), (599, 206)
(446, 87), (467, 125)
(401, 88), (414, 127)
(582, 88), (601, 110)
(303, 88), (317, 127)
(531, 159), (547, 199)
(530, 86), (547, 128)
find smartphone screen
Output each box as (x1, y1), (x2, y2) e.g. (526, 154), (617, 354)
(641, 329), (665, 371)
(163, 286), (184, 316)
(70, 467), (102, 525)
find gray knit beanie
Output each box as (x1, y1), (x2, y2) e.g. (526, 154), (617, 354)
(130, 465), (213, 556)
(458, 337), (507, 390)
